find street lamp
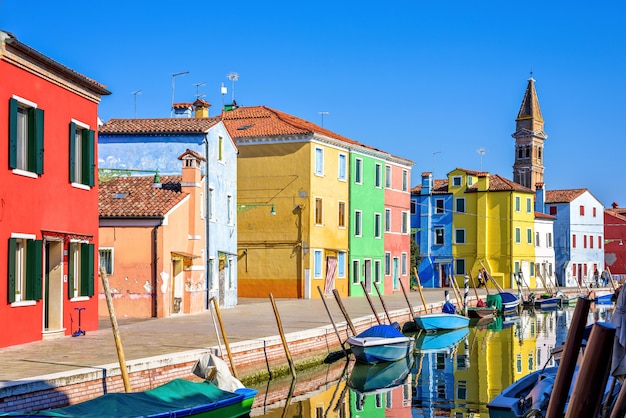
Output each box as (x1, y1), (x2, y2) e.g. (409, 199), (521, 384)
(237, 203), (276, 215)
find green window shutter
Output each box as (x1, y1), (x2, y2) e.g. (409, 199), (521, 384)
(81, 243), (94, 296)
(68, 244), (74, 299)
(8, 98), (17, 169)
(82, 129), (95, 186)
(69, 122), (76, 183)
(7, 238), (16, 303)
(27, 240), (43, 300)
(33, 108), (44, 174)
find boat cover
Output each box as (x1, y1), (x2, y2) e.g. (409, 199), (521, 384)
(442, 301), (456, 313)
(11, 379), (252, 417)
(357, 324), (404, 339)
(486, 294), (502, 311)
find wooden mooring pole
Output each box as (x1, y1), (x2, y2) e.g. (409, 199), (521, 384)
(317, 286), (347, 353)
(211, 297), (238, 379)
(360, 281), (382, 324)
(269, 293), (297, 379)
(100, 269), (131, 392)
(332, 289), (357, 335)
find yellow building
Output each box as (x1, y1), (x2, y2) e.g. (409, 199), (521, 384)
(223, 106), (352, 298)
(449, 168), (537, 289)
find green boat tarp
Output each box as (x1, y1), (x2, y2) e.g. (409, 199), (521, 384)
(486, 294), (503, 312)
(3, 379), (257, 418)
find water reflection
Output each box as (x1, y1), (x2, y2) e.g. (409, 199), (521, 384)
(249, 304), (615, 417)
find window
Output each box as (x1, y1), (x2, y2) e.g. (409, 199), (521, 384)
(455, 198), (465, 213)
(208, 187), (215, 220)
(527, 228), (533, 244)
(549, 206), (557, 215)
(584, 235), (587, 248)
(374, 213), (382, 238)
(375, 163), (382, 187)
(337, 252), (346, 278)
(590, 235), (594, 248)
(384, 252), (391, 275)
(338, 201), (346, 228)
(315, 198), (323, 225)
(352, 260), (360, 284)
(314, 250), (322, 278)
(455, 229), (465, 244)
(385, 165), (392, 188)
(218, 137), (224, 161)
(402, 170), (408, 192)
(452, 176), (462, 187)
(538, 147), (542, 161)
(8, 236), (42, 303)
(515, 227), (521, 243)
(572, 234), (577, 248)
(547, 232), (553, 248)
(354, 210), (362, 236)
(69, 242), (95, 299)
(468, 176), (473, 186)
(514, 261), (520, 274)
(455, 259), (465, 275)
(227, 195), (233, 224)
(338, 153), (346, 181)
(526, 198), (532, 213)
(535, 232), (540, 247)
(593, 207), (597, 217)
(599, 236), (602, 249)
(9, 96), (44, 174)
(69, 120), (95, 186)
(315, 147), (324, 176)
(401, 211), (409, 234)
(99, 248), (114, 275)
(355, 158), (362, 183)
(434, 227), (444, 245)
(401, 253), (407, 275)
(385, 209), (391, 232)
(374, 260), (381, 283)
(435, 199), (444, 214)
(515, 196), (521, 212)
(410, 199), (417, 214)
(580, 205), (585, 216)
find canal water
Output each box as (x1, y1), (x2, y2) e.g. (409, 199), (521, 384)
(248, 303), (616, 417)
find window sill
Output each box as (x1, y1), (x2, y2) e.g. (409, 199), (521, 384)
(11, 300), (36, 307)
(71, 296), (89, 302)
(71, 183), (91, 191)
(12, 169), (38, 179)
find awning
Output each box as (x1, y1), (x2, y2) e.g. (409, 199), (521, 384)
(171, 251), (200, 260)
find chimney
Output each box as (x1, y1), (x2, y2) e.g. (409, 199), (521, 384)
(193, 99), (211, 118)
(535, 182), (546, 213)
(172, 102), (193, 118)
(421, 172), (433, 195)
(178, 149), (207, 241)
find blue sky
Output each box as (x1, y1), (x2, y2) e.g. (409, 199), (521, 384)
(2, 1), (625, 208)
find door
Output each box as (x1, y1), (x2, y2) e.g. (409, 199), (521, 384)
(363, 259), (372, 293)
(393, 257), (399, 290)
(172, 259), (183, 314)
(44, 240), (63, 332)
(219, 255), (226, 306)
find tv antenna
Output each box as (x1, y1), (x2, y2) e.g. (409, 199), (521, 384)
(171, 71), (189, 117)
(318, 111), (329, 127)
(194, 82), (206, 99)
(477, 148), (486, 170)
(226, 72), (238, 102)
(131, 90), (141, 118)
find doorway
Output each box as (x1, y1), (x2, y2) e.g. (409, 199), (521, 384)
(363, 259), (372, 293)
(44, 240), (64, 335)
(172, 259), (183, 314)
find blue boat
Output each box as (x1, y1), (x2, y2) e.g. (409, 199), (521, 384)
(347, 354), (413, 395)
(594, 290), (615, 304)
(415, 327), (469, 353)
(487, 292), (521, 313)
(534, 296), (561, 310)
(346, 324), (414, 364)
(414, 312), (470, 331)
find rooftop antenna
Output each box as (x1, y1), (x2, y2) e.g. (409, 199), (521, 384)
(194, 82), (206, 100)
(318, 111), (329, 127)
(432, 151), (441, 178)
(171, 71), (189, 117)
(131, 89), (141, 118)
(220, 83), (227, 107)
(226, 72), (238, 103)
(477, 148), (486, 171)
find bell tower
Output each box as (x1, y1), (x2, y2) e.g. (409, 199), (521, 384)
(512, 76), (547, 190)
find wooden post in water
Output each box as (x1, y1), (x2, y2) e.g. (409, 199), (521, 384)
(211, 297), (238, 379)
(413, 267), (429, 313)
(100, 268), (131, 392)
(360, 281), (382, 324)
(399, 278), (415, 320)
(545, 297), (591, 418)
(269, 293), (297, 379)
(317, 286), (347, 352)
(564, 322), (616, 418)
(332, 289), (357, 335)
(372, 282), (394, 325)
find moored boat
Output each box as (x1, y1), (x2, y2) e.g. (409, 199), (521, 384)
(346, 324), (414, 364)
(467, 306), (497, 318)
(534, 296), (561, 310)
(414, 312), (470, 331)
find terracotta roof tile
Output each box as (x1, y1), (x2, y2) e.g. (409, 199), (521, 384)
(99, 176), (187, 218)
(535, 211), (556, 220)
(411, 179), (449, 194)
(465, 174), (532, 192)
(545, 189), (587, 204)
(99, 117), (221, 134)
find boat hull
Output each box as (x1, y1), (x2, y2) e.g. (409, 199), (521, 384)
(347, 336), (414, 364)
(534, 297), (561, 310)
(467, 306), (496, 318)
(414, 313), (470, 331)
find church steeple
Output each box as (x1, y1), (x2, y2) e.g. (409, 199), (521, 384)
(512, 76), (547, 191)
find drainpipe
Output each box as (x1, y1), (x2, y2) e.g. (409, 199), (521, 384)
(152, 225), (159, 318)
(205, 133), (211, 309)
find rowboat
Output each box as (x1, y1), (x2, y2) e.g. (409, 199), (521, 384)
(534, 296), (561, 310)
(414, 312), (470, 331)
(415, 327), (469, 353)
(346, 324), (414, 364)
(347, 354), (413, 395)
(467, 306), (497, 318)
(0, 354), (257, 418)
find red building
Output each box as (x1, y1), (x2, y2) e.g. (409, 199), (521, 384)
(0, 31), (110, 347)
(605, 203), (626, 281)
